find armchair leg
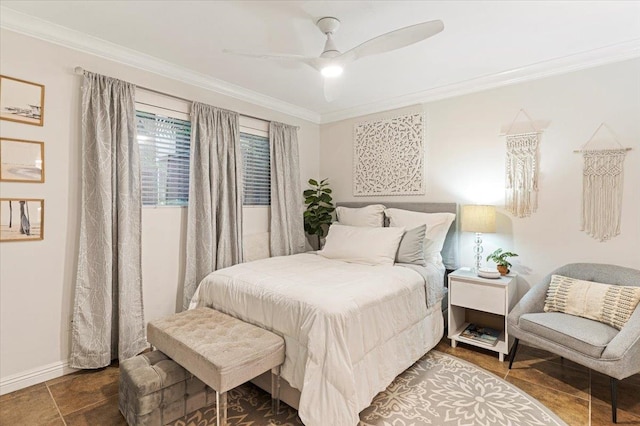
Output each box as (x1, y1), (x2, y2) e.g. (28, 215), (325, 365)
(508, 338), (519, 370)
(611, 377), (617, 423)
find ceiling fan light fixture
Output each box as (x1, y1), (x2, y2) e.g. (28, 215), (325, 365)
(321, 64), (343, 78)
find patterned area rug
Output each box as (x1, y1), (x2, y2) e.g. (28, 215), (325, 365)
(168, 350), (567, 426)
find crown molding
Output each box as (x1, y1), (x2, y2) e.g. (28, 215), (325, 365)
(0, 7), (321, 124)
(320, 39), (640, 123)
(3, 6), (638, 126)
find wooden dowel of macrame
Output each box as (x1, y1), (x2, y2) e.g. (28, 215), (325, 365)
(574, 147), (631, 153)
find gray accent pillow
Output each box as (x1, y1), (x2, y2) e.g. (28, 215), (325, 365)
(395, 225), (426, 266)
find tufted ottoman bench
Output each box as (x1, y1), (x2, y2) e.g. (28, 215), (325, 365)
(147, 308), (285, 426)
(119, 350), (216, 425)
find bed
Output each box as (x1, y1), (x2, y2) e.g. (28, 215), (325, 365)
(189, 202), (457, 426)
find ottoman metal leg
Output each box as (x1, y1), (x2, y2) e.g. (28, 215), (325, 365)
(271, 365), (281, 415)
(216, 390), (227, 426)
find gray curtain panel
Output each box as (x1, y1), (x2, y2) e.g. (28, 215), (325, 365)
(182, 103), (243, 310)
(70, 72), (146, 369)
(269, 122), (306, 256)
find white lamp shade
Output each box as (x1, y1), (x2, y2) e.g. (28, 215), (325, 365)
(461, 205), (496, 233)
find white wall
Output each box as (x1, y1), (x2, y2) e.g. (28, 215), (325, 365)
(320, 59), (640, 295)
(0, 29), (319, 392)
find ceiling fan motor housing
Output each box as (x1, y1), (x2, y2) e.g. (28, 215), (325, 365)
(317, 17), (342, 58)
(317, 17), (341, 35)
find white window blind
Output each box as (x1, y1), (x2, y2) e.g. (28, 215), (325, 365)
(137, 110), (191, 206)
(241, 132), (270, 206)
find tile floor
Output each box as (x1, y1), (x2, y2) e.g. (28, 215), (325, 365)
(1, 338), (638, 425)
(436, 340), (640, 426)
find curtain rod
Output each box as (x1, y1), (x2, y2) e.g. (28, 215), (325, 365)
(74, 66), (297, 128)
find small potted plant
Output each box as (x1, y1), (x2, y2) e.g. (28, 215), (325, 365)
(486, 248), (518, 275)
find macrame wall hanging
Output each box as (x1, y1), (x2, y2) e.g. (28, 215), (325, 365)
(574, 123), (631, 242)
(504, 109), (541, 218)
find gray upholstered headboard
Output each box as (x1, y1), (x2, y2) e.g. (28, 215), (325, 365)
(335, 202), (458, 270)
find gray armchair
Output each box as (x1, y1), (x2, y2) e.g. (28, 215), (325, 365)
(507, 263), (640, 424)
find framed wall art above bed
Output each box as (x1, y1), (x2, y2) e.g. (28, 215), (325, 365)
(353, 113), (426, 196)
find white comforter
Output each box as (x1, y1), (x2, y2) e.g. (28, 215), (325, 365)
(190, 253), (444, 426)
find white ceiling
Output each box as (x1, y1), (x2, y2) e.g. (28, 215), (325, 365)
(2, 1), (640, 123)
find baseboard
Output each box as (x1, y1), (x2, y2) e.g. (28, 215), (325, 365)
(0, 360), (77, 395)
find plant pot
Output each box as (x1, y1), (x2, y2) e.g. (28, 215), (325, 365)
(497, 265), (509, 276)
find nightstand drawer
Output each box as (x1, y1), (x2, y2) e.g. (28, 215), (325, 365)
(450, 280), (504, 315)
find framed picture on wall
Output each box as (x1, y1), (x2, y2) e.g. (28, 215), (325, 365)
(0, 75), (45, 126)
(0, 198), (44, 242)
(0, 138), (45, 183)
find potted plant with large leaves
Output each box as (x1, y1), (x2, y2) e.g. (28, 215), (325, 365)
(303, 178), (335, 249)
(486, 248), (519, 275)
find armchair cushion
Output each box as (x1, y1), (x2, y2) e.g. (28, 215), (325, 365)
(520, 312), (619, 358)
(544, 275), (640, 330)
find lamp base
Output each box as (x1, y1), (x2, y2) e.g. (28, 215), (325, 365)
(473, 232), (483, 273)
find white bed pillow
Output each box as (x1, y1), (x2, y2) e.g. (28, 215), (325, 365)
(335, 204), (386, 227)
(318, 224), (404, 266)
(384, 208), (456, 264)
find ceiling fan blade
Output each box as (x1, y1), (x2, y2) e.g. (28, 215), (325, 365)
(340, 20), (444, 63)
(323, 76), (343, 103)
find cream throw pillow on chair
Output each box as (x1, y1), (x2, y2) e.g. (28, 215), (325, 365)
(544, 274), (640, 330)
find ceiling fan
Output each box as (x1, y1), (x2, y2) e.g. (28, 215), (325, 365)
(224, 17), (444, 101)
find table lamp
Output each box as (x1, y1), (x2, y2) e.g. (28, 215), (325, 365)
(461, 205), (496, 272)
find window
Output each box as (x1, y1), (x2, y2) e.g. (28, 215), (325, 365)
(134, 96), (269, 208)
(137, 110), (191, 206)
(241, 132), (270, 206)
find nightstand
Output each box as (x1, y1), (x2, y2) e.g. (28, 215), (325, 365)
(447, 268), (517, 361)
